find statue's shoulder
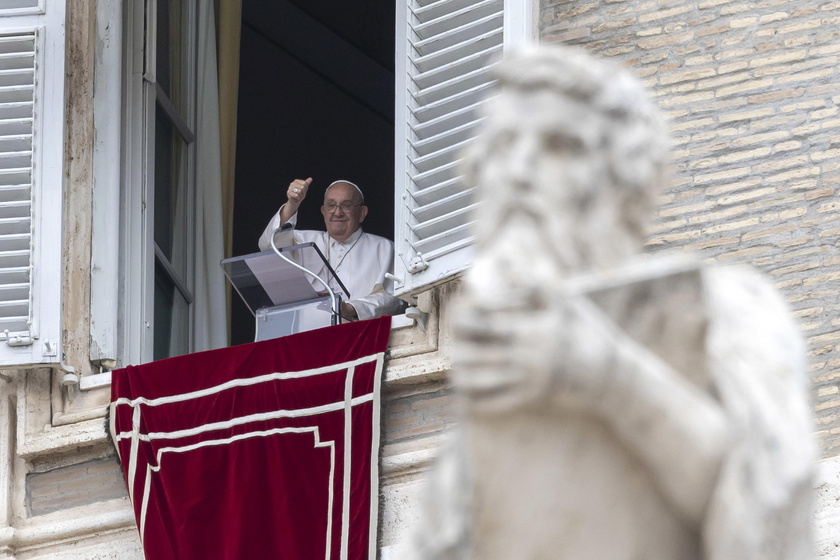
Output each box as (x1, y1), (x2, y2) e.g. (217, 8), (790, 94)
(701, 263), (798, 330)
(702, 263), (807, 386)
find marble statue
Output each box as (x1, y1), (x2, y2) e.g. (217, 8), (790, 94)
(409, 46), (815, 560)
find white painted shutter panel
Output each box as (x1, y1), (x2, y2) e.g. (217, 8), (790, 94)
(394, 0), (530, 295)
(0, 1), (65, 365)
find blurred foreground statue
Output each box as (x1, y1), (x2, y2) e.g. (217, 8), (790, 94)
(409, 46), (815, 560)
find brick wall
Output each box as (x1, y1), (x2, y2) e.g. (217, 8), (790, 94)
(383, 383), (457, 448)
(540, 0), (840, 456)
(27, 458), (126, 516)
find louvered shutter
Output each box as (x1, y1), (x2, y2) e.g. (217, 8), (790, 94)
(394, 0), (531, 295)
(0, 1), (65, 365)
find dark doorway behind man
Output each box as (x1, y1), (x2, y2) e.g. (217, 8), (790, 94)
(231, 0), (395, 345)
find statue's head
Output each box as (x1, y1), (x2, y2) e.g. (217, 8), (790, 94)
(463, 46), (670, 276)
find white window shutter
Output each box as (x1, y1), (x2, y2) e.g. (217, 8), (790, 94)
(0, 1), (65, 366)
(394, 0), (531, 295)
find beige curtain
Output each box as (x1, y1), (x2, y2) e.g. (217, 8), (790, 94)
(216, 0), (241, 260)
(216, 0), (241, 342)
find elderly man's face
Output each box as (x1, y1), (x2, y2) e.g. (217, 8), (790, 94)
(471, 89), (609, 265)
(321, 182), (368, 242)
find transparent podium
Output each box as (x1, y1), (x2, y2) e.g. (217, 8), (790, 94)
(221, 242), (349, 341)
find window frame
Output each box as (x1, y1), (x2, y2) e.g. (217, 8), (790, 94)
(117, 0), (198, 367)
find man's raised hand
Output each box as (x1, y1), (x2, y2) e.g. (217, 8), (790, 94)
(280, 177), (312, 224)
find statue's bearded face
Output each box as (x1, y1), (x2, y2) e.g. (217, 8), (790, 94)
(469, 89), (613, 273)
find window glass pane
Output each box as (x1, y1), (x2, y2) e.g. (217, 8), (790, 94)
(154, 104), (188, 280)
(154, 260), (190, 360)
(0, 1), (39, 11)
(156, 0), (185, 111)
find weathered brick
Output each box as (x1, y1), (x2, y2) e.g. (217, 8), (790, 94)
(659, 200), (716, 217)
(670, 117), (716, 131)
(760, 11), (789, 23)
(805, 188), (836, 200)
(638, 31), (695, 49)
(638, 4), (692, 22)
(813, 107), (840, 119)
(781, 99), (826, 113)
(686, 204), (750, 224)
(767, 166), (820, 183)
(691, 128), (740, 142)
(706, 178), (763, 196)
(714, 245), (773, 261)
(659, 67), (717, 85)
(637, 26), (664, 37)
(753, 155), (809, 173)
(777, 19), (823, 34)
(730, 16), (758, 28)
(658, 90), (716, 107)
(701, 217), (761, 234)
(783, 35), (814, 48)
(696, 70), (753, 90)
(647, 230), (702, 245)
(731, 130), (790, 147)
(754, 56), (838, 78)
(776, 68), (836, 86)
(550, 27), (592, 42)
(694, 167), (752, 183)
(716, 187), (777, 205)
(688, 141), (729, 156)
(718, 146), (772, 163)
(770, 261), (821, 277)
(748, 87), (806, 104)
(718, 107), (775, 123)
(696, 25), (731, 38)
(741, 223), (798, 241)
(688, 158), (717, 170)
(811, 43), (840, 55)
(690, 235), (741, 250)
(812, 148), (840, 161)
(718, 61), (749, 74)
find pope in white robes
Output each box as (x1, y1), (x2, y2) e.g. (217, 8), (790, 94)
(258, 178), (406, 321)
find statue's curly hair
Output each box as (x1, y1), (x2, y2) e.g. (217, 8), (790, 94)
(462, 45), (671, 243)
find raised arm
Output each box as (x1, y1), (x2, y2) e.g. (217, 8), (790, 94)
(258, 178), (312, 251)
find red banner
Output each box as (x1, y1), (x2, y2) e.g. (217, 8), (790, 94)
(110, 317), (391, 559)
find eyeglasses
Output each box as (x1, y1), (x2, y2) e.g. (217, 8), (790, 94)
(323, 202), (361, 213)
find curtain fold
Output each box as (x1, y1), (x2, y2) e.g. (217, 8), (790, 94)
(217, 0), (242, 343)
(194, 0), (228, 351)
(217, 0), (241, 261)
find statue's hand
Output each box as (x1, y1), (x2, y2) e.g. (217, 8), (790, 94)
(451, 293), (560, 414)
(452, 294), (618, 415)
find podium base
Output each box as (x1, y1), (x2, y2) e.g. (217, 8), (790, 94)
(255, 295), (339, 341)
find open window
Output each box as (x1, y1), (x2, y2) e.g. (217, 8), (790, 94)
(230, 0), (397, 345)
(90, 0), (532, 366)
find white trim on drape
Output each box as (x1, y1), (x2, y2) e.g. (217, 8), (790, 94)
(194, 0), (227, 351)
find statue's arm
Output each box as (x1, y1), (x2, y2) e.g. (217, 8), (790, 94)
(565, 295), (728, 525)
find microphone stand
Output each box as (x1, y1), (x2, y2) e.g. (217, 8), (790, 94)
(269, 226), (342, 326)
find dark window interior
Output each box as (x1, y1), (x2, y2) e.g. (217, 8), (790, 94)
(231, 0), (395, 345)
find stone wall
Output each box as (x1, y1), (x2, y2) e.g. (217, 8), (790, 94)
(540, 0), (840, 457)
